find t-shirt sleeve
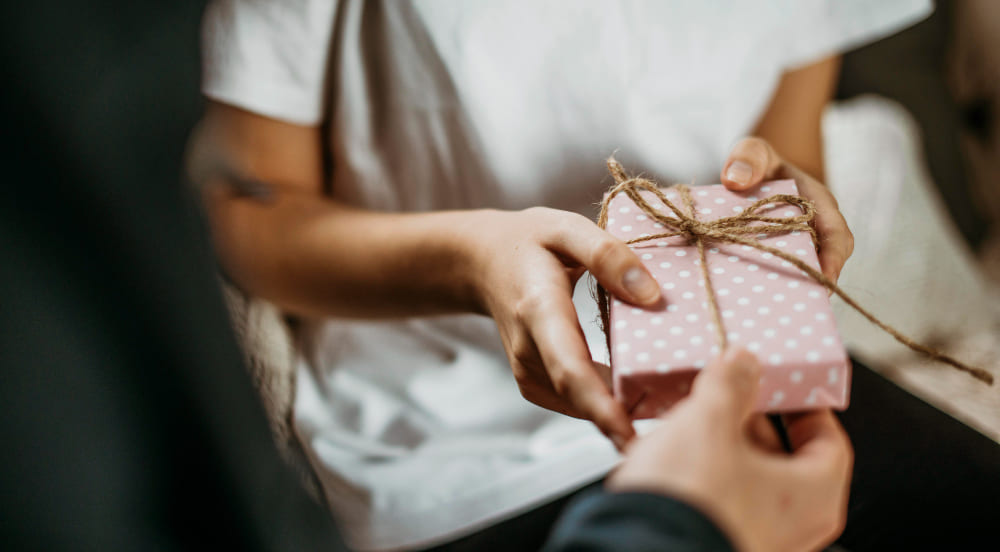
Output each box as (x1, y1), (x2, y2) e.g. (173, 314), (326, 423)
(779, 0), (932, 70)
(201, 0), (337, 125)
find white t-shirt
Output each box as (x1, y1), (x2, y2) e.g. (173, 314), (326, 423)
(202, 1), (930, 549)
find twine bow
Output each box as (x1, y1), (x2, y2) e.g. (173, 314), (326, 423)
(597, 158), (993, 385)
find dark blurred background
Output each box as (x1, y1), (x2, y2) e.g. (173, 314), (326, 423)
(836, 0), (998, 250)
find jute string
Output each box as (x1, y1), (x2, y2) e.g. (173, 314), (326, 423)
(596, 158), (993, 385)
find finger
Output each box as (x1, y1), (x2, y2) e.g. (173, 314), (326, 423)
(592, 361), (614, 390)
(783, 410), (853, 522)
(784, 410), (852, 468)
(527, 361), (615, 410)
(747, 414), (785, 453)
(689, 347), (762, 431)
(541, 210), (661, 306)
(525, 288), (636, 449)
(721, 138), (855, 281)
(782, 165), (854, 282)
(815, 212), (854, 284)
(506, 330), (561, 405)
(507, 310), (585, 420)
(721, 137), (783, 190)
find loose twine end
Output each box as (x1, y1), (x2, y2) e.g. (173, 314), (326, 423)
(595, 159), (993, 386)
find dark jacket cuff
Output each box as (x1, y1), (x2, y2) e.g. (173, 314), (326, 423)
(542, 489), (735, 552)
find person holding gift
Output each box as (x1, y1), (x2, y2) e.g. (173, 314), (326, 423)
(190, 1), (999, 550)
(0, 4), (849, 551)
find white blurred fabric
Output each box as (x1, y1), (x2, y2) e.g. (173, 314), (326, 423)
(824, 96), (998, 358)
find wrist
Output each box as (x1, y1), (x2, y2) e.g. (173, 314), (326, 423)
(435, 208), (505, 316)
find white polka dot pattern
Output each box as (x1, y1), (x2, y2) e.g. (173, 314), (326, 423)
(605, 180), (850, 418)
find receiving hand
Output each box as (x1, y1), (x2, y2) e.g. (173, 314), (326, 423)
(468, 207), (663, 449)
(721, 137), (854, 283)
(608, 348), (853, 552)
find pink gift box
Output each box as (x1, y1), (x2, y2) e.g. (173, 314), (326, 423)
(605, 180), (851, 418)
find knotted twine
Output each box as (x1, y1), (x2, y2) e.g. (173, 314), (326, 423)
(595, 158), (993, 385)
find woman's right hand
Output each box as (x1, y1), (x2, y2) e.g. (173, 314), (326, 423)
(462, 207), (662, 449)
(192, 103), (658, 450)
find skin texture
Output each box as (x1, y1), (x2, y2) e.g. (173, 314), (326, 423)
(188, 57), (851, 449)
(751, 56), (840, 181)
(608, 349), (854, 552)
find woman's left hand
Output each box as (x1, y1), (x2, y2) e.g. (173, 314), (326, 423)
(720, 137), (854, 283)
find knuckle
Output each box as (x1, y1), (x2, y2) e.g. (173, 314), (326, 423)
(511, 347), (536, 370)
(549, 368), (581, 397)
(553, 211), (588, 240)
(513, 286), (549, 322)
(737, 136), (766, 150)
(511, 367), (551, 410)
(562, 210), (591, 226)
(590, 237), (625, 268)
(590, 405), (622, 434)
(510, 364), (532, 386)
(522, 206), (558, 223)
(740, 136), (772, 158)
(517, 380), (554, 412)
(509, 336), (538, 368)
(844, 228), (855, 257)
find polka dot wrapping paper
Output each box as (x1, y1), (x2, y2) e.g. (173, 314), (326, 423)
(605, 179), (851, 418)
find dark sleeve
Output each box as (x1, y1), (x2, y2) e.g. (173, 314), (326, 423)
(542, 490), (735, 552)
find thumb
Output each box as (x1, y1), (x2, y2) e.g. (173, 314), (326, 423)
(690, 348), (762, 429)
(721, 137), (783, 191)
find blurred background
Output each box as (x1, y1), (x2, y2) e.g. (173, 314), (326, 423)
(819, 0), (1000, 440)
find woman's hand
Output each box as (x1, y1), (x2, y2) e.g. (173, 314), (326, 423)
(609, 348), (853, 552)
(465, 207), (662, 449)
(721, 137), (854, 283)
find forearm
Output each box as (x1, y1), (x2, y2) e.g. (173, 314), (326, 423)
(753, 55), (840, 181)
(190, 101), (493, 319)
(209, 187), (488, 318)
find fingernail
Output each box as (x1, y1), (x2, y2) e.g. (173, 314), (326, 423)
(623, 267), (660, 303)
(725, 160), (753, 187)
